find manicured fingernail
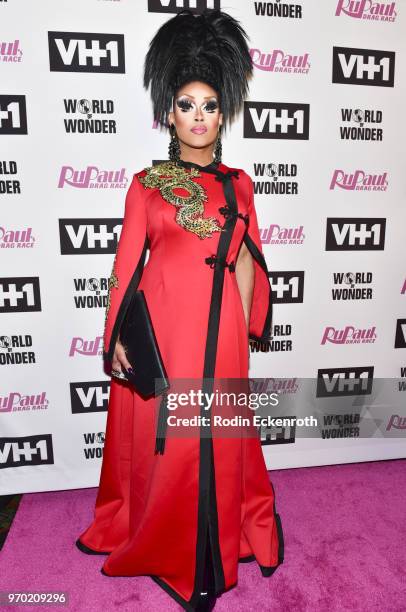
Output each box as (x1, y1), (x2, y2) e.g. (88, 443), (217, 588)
(127, 368), (134, 373)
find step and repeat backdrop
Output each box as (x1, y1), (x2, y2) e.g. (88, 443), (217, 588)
(1, 0), (405, 494)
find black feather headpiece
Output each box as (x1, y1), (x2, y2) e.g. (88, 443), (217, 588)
(143, 9), (253, 130)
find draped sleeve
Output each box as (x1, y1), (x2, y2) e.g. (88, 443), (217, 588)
(103, 172), (149, 366)
(242, 172), (273, 342)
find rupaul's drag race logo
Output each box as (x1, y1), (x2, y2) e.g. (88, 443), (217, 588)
(250, 47), (310, 73)
(69, 336), (103, 358)
(329, 169), (388, 191)
(335, 0), (397, 22)
(260, 224), (305, 246)
(58, 166), (129, 189)
(0, 391), (49, 413)
(0, 39), (23, 62)
(0, 226), (35, 248)
(321, 325), (377, 345)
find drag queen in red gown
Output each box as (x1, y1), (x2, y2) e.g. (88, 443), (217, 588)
(76, 9), (284, 611)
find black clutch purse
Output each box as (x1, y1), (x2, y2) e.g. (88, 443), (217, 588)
(118, 289), (169, 398)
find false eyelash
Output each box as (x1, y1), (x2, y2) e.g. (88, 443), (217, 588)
(203, 101), (218, 112)
(176, 99), (193, 111)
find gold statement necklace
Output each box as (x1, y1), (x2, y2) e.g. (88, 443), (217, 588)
(138, 161), (224, 240)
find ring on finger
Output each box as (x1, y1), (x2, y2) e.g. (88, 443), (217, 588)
(111, 369), (127, 380)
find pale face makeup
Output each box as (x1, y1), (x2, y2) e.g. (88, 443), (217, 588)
(168, 81), (223, 158)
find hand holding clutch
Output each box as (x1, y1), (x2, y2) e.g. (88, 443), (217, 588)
(111, 336), (133, 380)
(115, 290), (169, 398)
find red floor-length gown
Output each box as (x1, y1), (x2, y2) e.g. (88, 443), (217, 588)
(77, 159), (284, 610)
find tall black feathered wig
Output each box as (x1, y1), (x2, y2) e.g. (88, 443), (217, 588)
(143, 9), (253, 131)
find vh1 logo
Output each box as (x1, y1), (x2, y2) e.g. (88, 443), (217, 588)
(148, 0), (220, 12)
(244, 101), (310, 140)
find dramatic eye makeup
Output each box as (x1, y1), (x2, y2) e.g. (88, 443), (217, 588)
(202, 99), (219, 113)
(176, 98), (194, 112)
(175, 96), (219, 113)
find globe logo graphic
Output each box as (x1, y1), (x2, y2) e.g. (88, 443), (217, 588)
(344, 272), (355, 287)
(78, 99), (92, 118)
(87, 278), (100, 292)
(0, 335), (11, 349)
(265, 163), (278, 180)
(353, 109), (364, 125)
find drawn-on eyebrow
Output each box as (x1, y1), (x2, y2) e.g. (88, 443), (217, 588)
(178, 93), (218, 100)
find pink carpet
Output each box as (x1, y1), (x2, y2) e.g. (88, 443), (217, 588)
(1, 459), (405, 611)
